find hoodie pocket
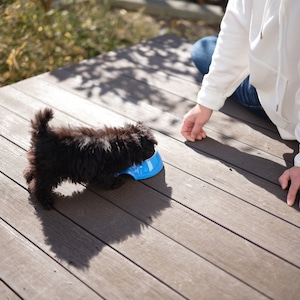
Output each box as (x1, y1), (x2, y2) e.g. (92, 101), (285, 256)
(249, 53), (289, 128)
(249, 54), (287, 106)
(249, 53), (278, 91)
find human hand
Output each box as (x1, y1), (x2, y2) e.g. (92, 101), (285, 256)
(180, 104), (213, 142)
(278, 166), (300, 207)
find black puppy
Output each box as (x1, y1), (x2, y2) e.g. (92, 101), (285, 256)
(24, 108), (157, 209)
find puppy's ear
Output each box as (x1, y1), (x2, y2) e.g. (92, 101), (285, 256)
(135, 122), (150, 134)
(136, 122), (158, 145)
(124, 122), (146, 134)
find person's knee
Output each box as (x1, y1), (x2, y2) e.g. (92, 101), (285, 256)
(191, 36), (217, 75)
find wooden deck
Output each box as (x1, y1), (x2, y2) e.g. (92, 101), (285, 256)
(1, 34), (300, 300)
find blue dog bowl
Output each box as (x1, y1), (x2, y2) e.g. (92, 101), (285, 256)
(116, 150), (163, 180)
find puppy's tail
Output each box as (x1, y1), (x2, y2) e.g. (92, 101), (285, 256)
(31, 108), (54, 136)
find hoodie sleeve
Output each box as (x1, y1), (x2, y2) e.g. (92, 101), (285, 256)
(197, 0), (253, 110)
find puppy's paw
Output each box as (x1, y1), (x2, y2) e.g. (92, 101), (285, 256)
(38, 194), (55, 210)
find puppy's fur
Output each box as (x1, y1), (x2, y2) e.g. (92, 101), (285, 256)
(24, 108), (157, 209)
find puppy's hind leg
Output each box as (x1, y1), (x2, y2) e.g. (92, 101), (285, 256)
(30, 177), (55, 210)
(36, 186), (55, 210)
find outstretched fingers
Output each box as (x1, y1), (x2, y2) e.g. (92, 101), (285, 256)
(278, 167), (300, 207)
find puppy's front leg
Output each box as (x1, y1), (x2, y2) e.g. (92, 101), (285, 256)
(93, 174), (125, 189)
(110, 176), (125, 189)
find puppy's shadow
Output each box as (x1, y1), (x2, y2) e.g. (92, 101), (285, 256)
(32, 168), (172, 269)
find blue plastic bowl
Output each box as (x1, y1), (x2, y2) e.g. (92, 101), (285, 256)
(116, 150), (164, 180)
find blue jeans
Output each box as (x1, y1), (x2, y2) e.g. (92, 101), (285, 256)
(191, 36), (269, 119)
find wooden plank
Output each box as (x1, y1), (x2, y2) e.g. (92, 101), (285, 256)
(0, 280), (21, 300)
(6, 78), (300, 223)
(0, 219), (102, 300)
(1, 93), (300, 299)
(0, 135), (267, 299)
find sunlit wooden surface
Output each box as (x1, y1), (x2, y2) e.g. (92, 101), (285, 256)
(1, 35), (299, 300)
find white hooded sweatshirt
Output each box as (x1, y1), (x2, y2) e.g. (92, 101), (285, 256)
(197, 0), (300, 165)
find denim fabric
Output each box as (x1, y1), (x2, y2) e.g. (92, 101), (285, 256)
(191, 36), (269, 119)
